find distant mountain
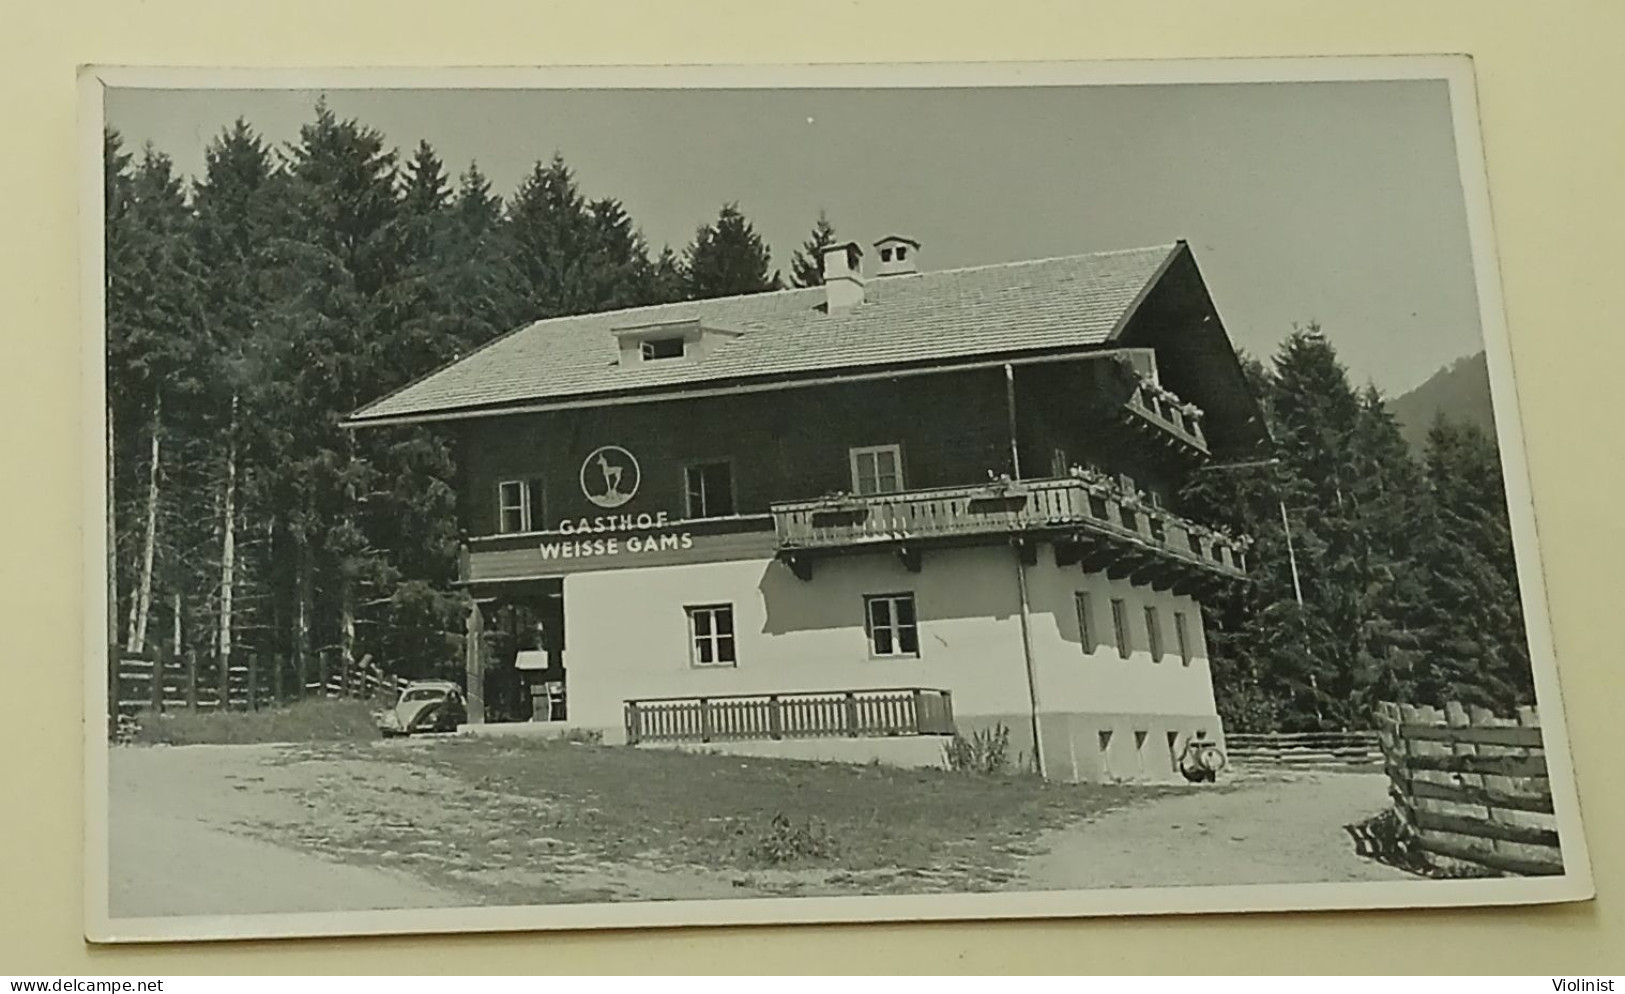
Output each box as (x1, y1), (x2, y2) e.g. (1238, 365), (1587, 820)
(1387, 351), (1496, 452)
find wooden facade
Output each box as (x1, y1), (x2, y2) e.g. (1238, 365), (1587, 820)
(453, 355), (1234, 559)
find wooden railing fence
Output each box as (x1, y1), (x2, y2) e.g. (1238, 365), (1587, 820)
(626, 688), (955, 745)
(1225, 730), (1384, 768)
(110, 644), (408, 724)
(1375, 701), (1563, 877)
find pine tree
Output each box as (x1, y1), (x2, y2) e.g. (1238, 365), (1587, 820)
(190, 119), (289, 680)
(1405, 418), (1533, 711)
(271, 100), (410, 679)
(789, 211), (839, 288)
(507, 153), (662, 319)
(106, 142), (208, 654)
(684, 203), (781, 299)
(648, 245), (688, 304)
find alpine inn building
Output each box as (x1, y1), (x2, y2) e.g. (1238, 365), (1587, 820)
(347, 237), (1268, 783)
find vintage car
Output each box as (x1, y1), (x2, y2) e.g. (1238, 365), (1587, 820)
(375, 679), (468, 737)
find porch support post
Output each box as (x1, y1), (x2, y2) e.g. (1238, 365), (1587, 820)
(1012, 542), (1047, 779)
(465, 597), (486, 725)
(1003, 363), (1022, 479)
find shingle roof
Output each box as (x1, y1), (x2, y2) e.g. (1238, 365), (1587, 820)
(349, 243), (1180, 424)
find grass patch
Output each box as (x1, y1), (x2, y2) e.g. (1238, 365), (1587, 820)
(365, 737), (1168, 886)
(128, 698), (381, 746)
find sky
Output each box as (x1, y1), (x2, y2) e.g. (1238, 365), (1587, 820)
(106, 79), (1484, 397)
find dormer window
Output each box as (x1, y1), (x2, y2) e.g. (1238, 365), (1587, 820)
(640, 337), (686, 361)
(872, 235), (921, 277)
(612, 318), (740, 368)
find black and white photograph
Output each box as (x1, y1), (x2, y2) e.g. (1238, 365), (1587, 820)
(84, 59), (1592, 943)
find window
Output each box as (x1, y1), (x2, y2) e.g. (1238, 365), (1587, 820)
(640, 336), (686, 361)
(1074, 592), (1097, 652)
(684, 461), (736, 518)
(497, 479), (543, 533)
(896, 246), (908, 261)
(865, 593), (919, 657)
(1110, 598), (1130, 659)
(1144, 606), (1164, 661)
(880, 247), (894, 262)
(1174, 612), (1192, 666)
(850, 444), (904, 495)
(687, 605), (737, 667)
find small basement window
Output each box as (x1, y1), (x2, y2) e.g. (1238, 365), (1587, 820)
(640, 336), (687, 361)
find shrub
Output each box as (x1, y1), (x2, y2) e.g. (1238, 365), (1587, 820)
(943, 723), (1014, 775)
(1345, 808), (1498, 879)
(749, 813), (837, 865)
(125, 697), (381, 746)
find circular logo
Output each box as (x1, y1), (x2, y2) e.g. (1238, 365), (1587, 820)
(580, 445), (641, 509)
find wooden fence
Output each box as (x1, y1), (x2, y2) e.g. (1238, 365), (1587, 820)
(1375, 701), (1563, 877)
(1225, 730), (1384, 769)
(109, 644), (408, 727)
(626, 688), (955, 745)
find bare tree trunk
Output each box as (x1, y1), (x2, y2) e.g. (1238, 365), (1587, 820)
(126, 393), (162, 654)
(294, 537), (311, 697)
(217, 394), (239, 680)
(171, 590), (182, 657)
(340, 583), (357, 697)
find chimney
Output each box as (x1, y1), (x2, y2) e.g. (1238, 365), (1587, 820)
(821, 242), (865, 311)
(872, 235), (920, 277)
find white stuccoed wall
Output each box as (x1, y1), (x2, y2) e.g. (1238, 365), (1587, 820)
(559, 541), (1223, 759)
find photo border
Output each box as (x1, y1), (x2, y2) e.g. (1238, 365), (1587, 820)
(80, 55), (1595, 945)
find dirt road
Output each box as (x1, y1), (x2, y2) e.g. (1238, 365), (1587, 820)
(1021, 766), (1416, 890)
(107, 744), (1413, 918)
(109, 745), (464, 919)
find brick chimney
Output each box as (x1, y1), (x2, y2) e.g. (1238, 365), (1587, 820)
(821, 242), (865, 311)
(873, 235), (920, 277)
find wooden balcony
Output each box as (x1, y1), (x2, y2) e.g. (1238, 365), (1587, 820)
(1120, 379), (1209, 458)
(772, 477), (1248, 594)
(625, 687), (956, 745)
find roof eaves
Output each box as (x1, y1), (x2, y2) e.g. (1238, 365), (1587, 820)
(344, 340), (1138, 430)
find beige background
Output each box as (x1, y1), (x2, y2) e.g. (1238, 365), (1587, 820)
(3, 0), (1621, 974)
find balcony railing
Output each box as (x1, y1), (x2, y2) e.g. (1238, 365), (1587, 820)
(1123, 379), (1209, 455)
(625, 687), (956, 745)
(771, 477), (1248, 584)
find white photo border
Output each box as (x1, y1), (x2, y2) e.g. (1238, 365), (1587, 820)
(80, 55), (1595, 944)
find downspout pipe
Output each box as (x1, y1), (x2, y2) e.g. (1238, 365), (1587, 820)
(1004, 363), (1047, 778)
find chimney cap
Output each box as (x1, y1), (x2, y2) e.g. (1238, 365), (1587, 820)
(873, 234), (921, 248)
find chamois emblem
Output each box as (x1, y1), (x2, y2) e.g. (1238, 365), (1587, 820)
(580, 445), (641, 509)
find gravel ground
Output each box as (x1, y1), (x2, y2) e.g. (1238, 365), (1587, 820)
(106, 744), (1415, 919)
(1021, 764), (1417, 889)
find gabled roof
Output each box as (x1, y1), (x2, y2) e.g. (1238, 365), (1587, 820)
(349, 243), (1184, 425)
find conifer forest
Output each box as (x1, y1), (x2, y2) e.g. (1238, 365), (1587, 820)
(103, 103), (1536, 733)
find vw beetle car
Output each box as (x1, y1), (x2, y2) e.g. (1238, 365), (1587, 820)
(376, 679), (468, 737)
